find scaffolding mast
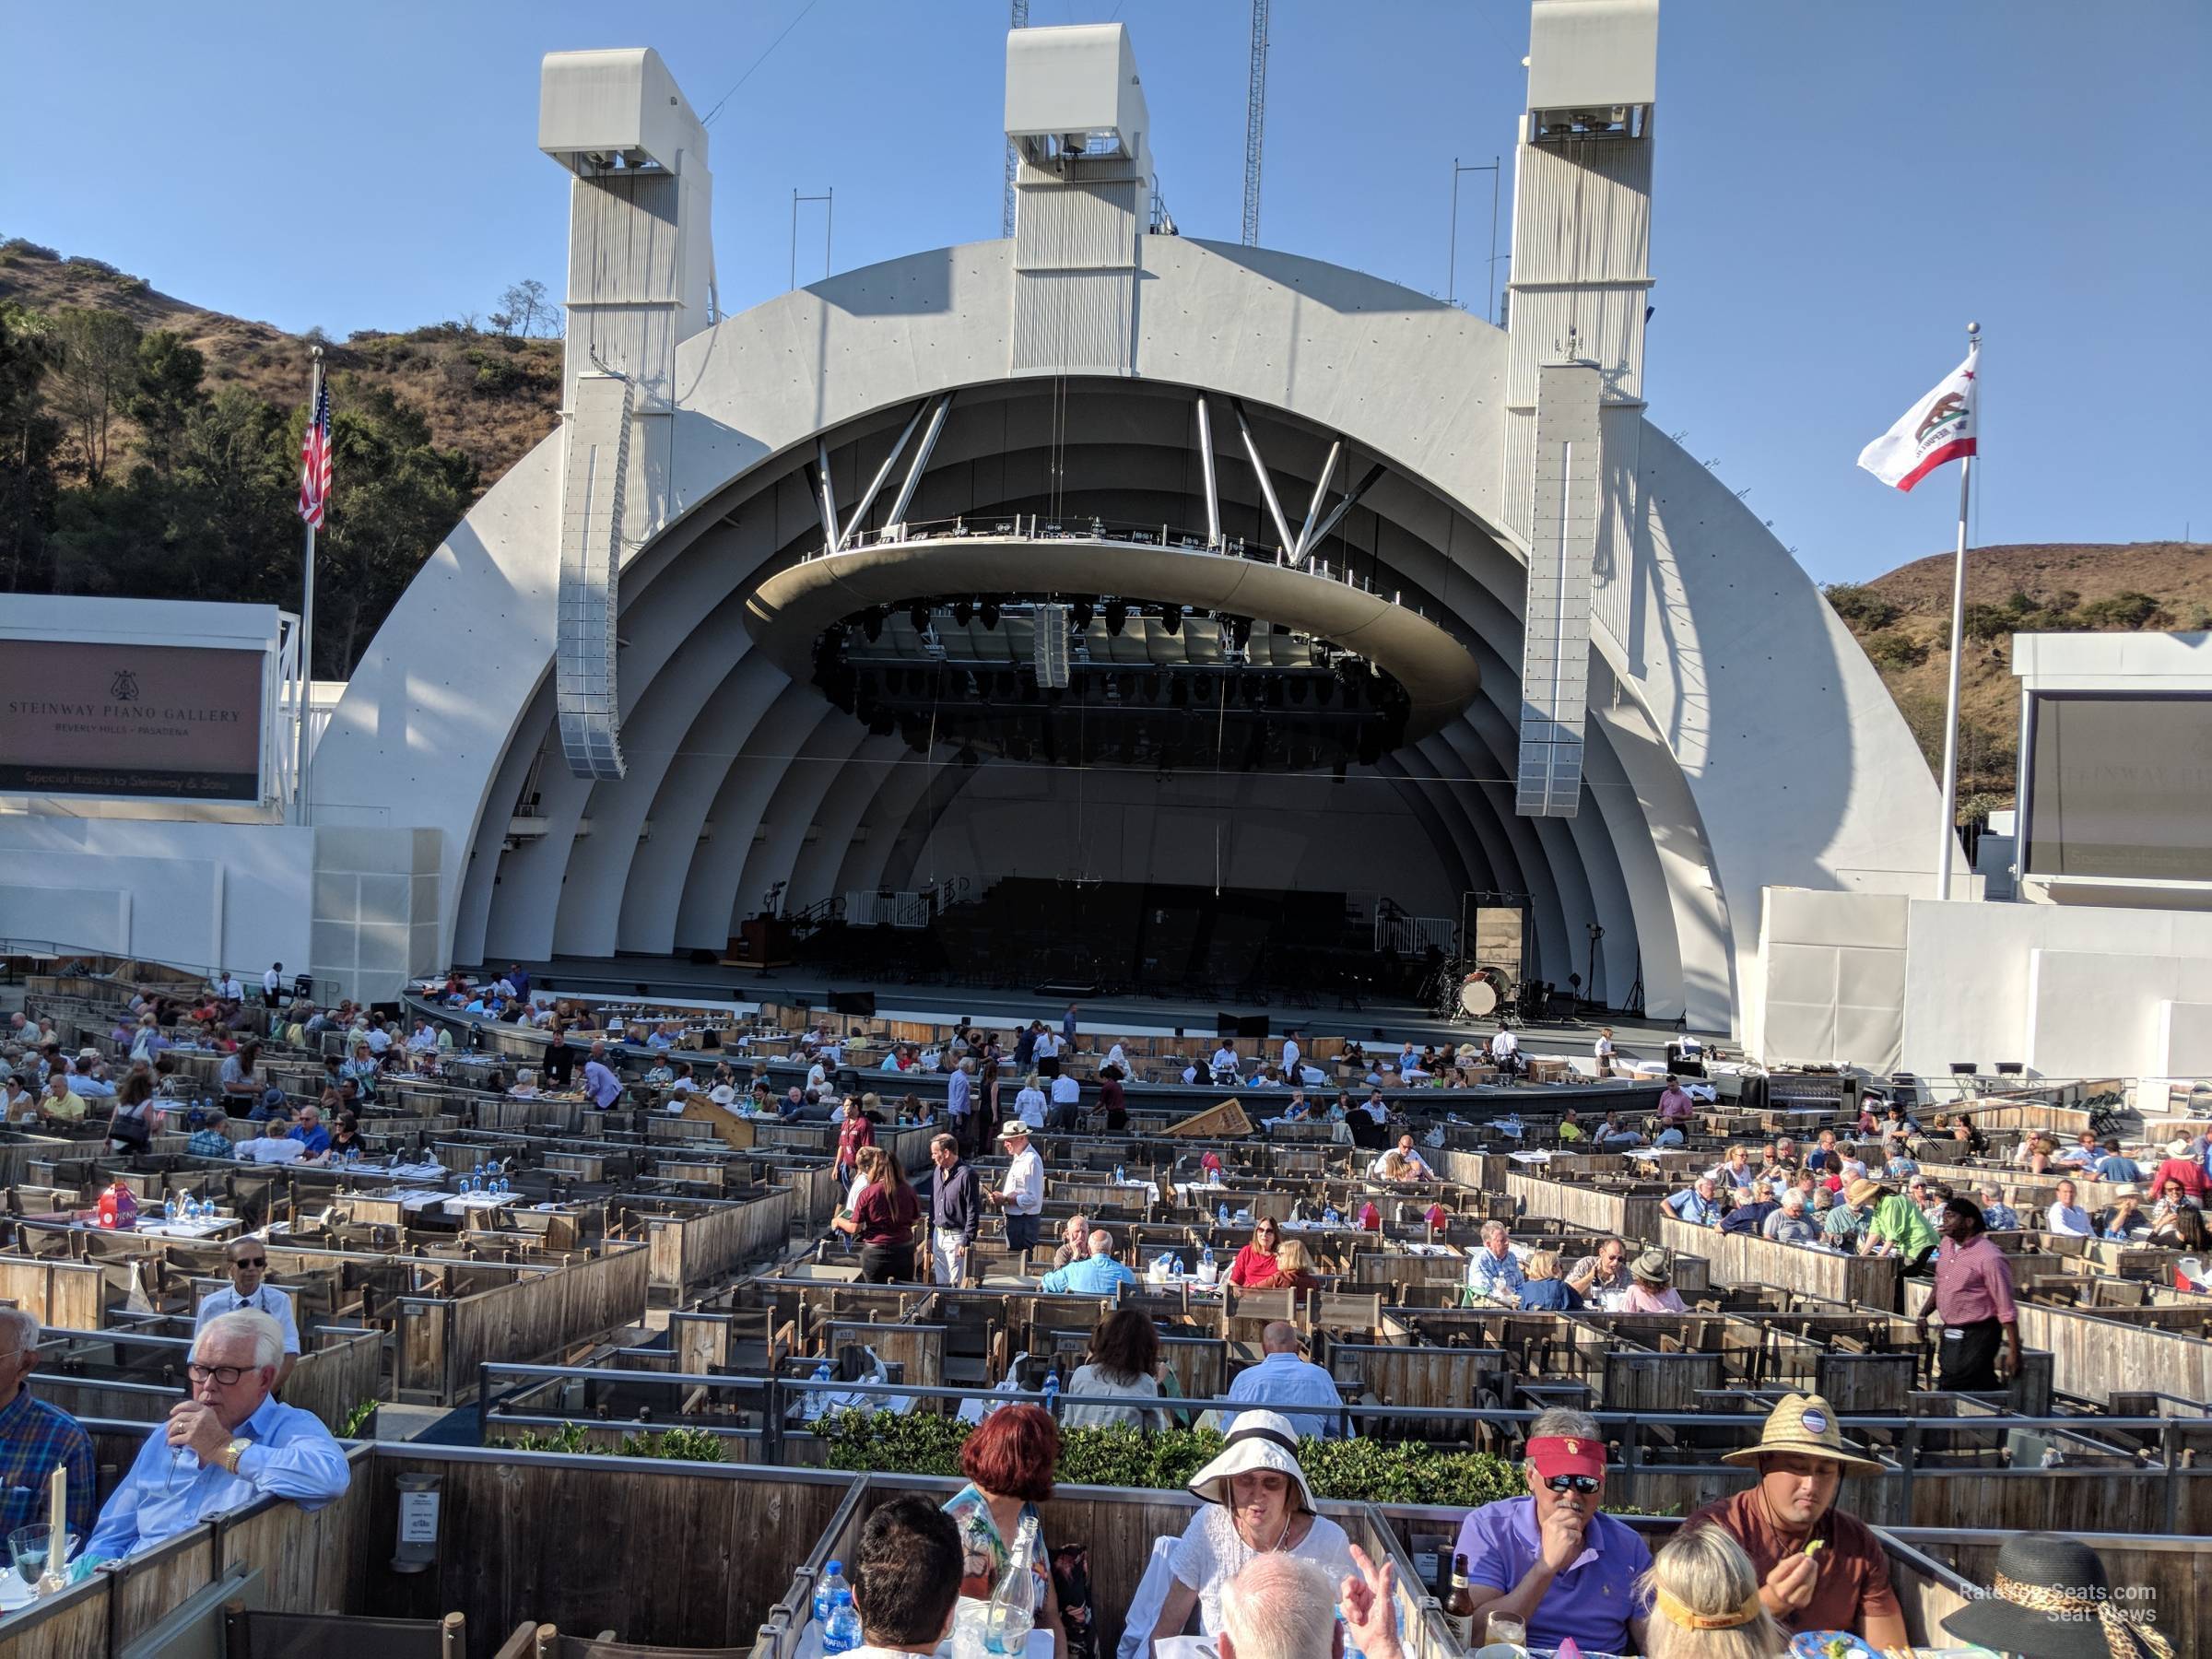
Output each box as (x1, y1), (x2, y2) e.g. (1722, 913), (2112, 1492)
(1241, 0), (1269, 246)
(1002, 0), (1030, 238)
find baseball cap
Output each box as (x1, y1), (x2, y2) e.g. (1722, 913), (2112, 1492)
(1527, 1434), (1605, 1480)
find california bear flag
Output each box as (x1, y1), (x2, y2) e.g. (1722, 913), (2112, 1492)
(1856, 354), (1978, 492)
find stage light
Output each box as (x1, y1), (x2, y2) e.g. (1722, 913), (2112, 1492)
(1071, 601), (1095, 629)
(1227, 615), (1252, 650)
(979, 600), (1000, 629)
(952, 599), (974, 627)
(862, 608), (884, 642)
(909, 603), (931, 633)
(1159, 605), (1182, 636)
(1103, 601), (1127, 638)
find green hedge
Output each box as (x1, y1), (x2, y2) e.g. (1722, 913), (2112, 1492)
(493, 1422), (728, 1462)
(821, 1411), (1524, 1509)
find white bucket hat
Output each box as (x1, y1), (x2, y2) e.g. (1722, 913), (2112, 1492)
(1185, 1411), (1317, 1512)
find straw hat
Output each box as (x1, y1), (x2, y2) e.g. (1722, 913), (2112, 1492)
(1185, 1411), (1317, 1512)
(1721, 1392), (1882, 1476)
(1942, 1533), (2172, 1659)
(2165, 1137), (2193, 1159)
(1630, 1248), (1671, 1285)
(1845, 1177), (1887, 1209)
(997, 1120), (1033, 1141)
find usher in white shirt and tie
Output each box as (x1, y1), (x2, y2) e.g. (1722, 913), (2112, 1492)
(194, 1284), (302, 1356)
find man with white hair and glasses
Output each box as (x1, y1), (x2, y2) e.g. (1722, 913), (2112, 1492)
(85, 1310), (349, 1562)
(0, 1306), (97, 1536)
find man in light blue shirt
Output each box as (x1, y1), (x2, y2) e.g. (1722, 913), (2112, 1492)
(1466, 1221), (1527, 1302)
(1224, 1322), (1344, 1440)
(1666, 1175), (1724, 1228)
(1038, 1230), (1137, 1295)
(87, 1309), (349, 1563)
(582, 1042), (625, 1109)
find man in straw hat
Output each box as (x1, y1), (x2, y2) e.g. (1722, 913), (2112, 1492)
(1941, 1533), (2171, 1659)
(981, 1120), (1046, 1253)
(1681, 1392), (1905, 1650)
(1452, 1406), (1651, 1656)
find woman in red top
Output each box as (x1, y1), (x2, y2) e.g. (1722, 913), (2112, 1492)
(1227, 1217), (1283, 1286)
(849, 1146), (921, 1282)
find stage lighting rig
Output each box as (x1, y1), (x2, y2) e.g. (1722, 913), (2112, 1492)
(1103, 601), (1127, 638)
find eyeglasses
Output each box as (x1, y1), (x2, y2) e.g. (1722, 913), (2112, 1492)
(1543, 1474), (1602, 1495)
(186, 1361), (253, 1385)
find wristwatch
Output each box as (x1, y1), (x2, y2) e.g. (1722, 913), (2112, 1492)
(218, 1438), (253, 1475)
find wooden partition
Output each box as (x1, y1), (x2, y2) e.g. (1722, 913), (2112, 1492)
(637, 1191), (794, 1301)
(1659, 1218), (1903, 1311)
(283, 1327), (387, 1432)
(1504, 1171), (1665, 1241)
(437, 1242), (651, 1405)
(364, 1446), (861, 1650)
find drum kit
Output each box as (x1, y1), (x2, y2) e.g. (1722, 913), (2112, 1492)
(1429, 960), (1522, 1028)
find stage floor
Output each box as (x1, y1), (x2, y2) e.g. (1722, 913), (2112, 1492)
(464, 952), (1706, 1065)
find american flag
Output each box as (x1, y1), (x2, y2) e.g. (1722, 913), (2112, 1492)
(298, 380), (333, 527)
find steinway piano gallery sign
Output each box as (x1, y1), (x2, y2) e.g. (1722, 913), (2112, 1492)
(0, 640), (266, 801)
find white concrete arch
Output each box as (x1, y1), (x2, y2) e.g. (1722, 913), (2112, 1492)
(312, 232), (1940, 1030)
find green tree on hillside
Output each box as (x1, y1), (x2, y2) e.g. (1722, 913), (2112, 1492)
(0, 303), (62, 589)
(309, 379), (477, 676)
(46, 306), (141, 484)
(127, 329), (208, 477)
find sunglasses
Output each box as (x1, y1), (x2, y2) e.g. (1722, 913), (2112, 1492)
(232, 1257), (268, 1269)
(1543, 1474), (1602, 1495)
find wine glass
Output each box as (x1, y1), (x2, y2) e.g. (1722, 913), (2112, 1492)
(9, 1524), (80, 1591)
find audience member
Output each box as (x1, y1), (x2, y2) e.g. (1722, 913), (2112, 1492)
(1453, 1407), (1652, 1654)
(1683, 1393), (1905, 1648)
(0, 1307), (96, 1536)
(86, 1312), (348, 1562)
(1223, 1323), (1341, 1441)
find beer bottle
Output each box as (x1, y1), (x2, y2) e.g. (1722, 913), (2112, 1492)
(1442, 1552), (1477, 1648)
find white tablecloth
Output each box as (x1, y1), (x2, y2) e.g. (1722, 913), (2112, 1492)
(134, 1217), (239, 1240)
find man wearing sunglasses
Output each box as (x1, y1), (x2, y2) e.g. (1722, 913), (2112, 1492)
(193, 1240), (300, 1390)
(84, 1310), (349, 1564)
(1451, 1407), (1651, 1656)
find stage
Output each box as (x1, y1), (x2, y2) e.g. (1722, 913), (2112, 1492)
(453, 951), (1703, 1063)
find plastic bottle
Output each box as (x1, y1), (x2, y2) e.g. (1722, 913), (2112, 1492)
(1198, 1244), (1218, 1286)
(823, 1590), (862, 1655)
(1041, 1371), (1060, 1414)
(982, 1517), (1040, 1655)
(813, 1560), (851, 1628)
(1218, 1203), (1230, 1226)
(1114, 1164), (1126, 1184)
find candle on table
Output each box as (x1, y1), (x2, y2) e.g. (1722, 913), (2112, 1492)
(42, 1461), (66, 1589)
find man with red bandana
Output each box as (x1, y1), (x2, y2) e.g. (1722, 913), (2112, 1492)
(1452, 1407), (1651, 1654)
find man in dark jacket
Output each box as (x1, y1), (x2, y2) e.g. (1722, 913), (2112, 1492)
(917, 1132), (981, 1286)
(541, 1028), (577, 1090)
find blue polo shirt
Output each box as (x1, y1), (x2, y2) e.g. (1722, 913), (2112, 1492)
(1452, 1496), (1650, 1653)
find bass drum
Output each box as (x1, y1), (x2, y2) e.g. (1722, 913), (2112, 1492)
(1458, 977), (1499, 1018)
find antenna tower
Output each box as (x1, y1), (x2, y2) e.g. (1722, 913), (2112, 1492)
(1241, 0), (1268, 246)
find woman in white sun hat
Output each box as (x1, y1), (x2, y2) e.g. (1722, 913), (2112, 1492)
(1145, 1410), (1359, 1646)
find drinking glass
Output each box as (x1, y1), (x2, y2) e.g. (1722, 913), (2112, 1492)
(9, 1525), (80, 1590)
(1480, 1611), (1526, 1656)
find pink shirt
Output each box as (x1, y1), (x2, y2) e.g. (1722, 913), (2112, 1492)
(1623, 1283), (1686, 1312)
(1933, 1232), (2018, 1326)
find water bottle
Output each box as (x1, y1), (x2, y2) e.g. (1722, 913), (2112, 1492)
(1218, 1203), (1230, 1226)
(823, 1590), (862, 1655)
(1114, 1163), (1125, 1184)
(1198, 1244), (1218, 1286)
(1041, 1370), (1060, 1414)
(814, 1560), (851, 1627)
(983, 1517), (1040, 1655)
(1324, 1205), (1341, 1226)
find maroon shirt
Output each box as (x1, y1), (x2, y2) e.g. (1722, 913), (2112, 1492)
(1933, 1232), (2017, 1326)
(852, 1179), (919, 1246)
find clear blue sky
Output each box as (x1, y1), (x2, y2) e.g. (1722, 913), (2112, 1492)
(5, 0), (2206, 583)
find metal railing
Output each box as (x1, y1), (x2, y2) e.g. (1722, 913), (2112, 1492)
(474, 1362), (2212, 1529)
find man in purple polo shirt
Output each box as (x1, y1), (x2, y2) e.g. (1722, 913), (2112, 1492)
(1453, 1406), (1651, 1655)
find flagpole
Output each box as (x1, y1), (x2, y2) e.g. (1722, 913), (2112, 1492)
(295, 346), (323, 829)
(1932, 320), (1980, 898)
